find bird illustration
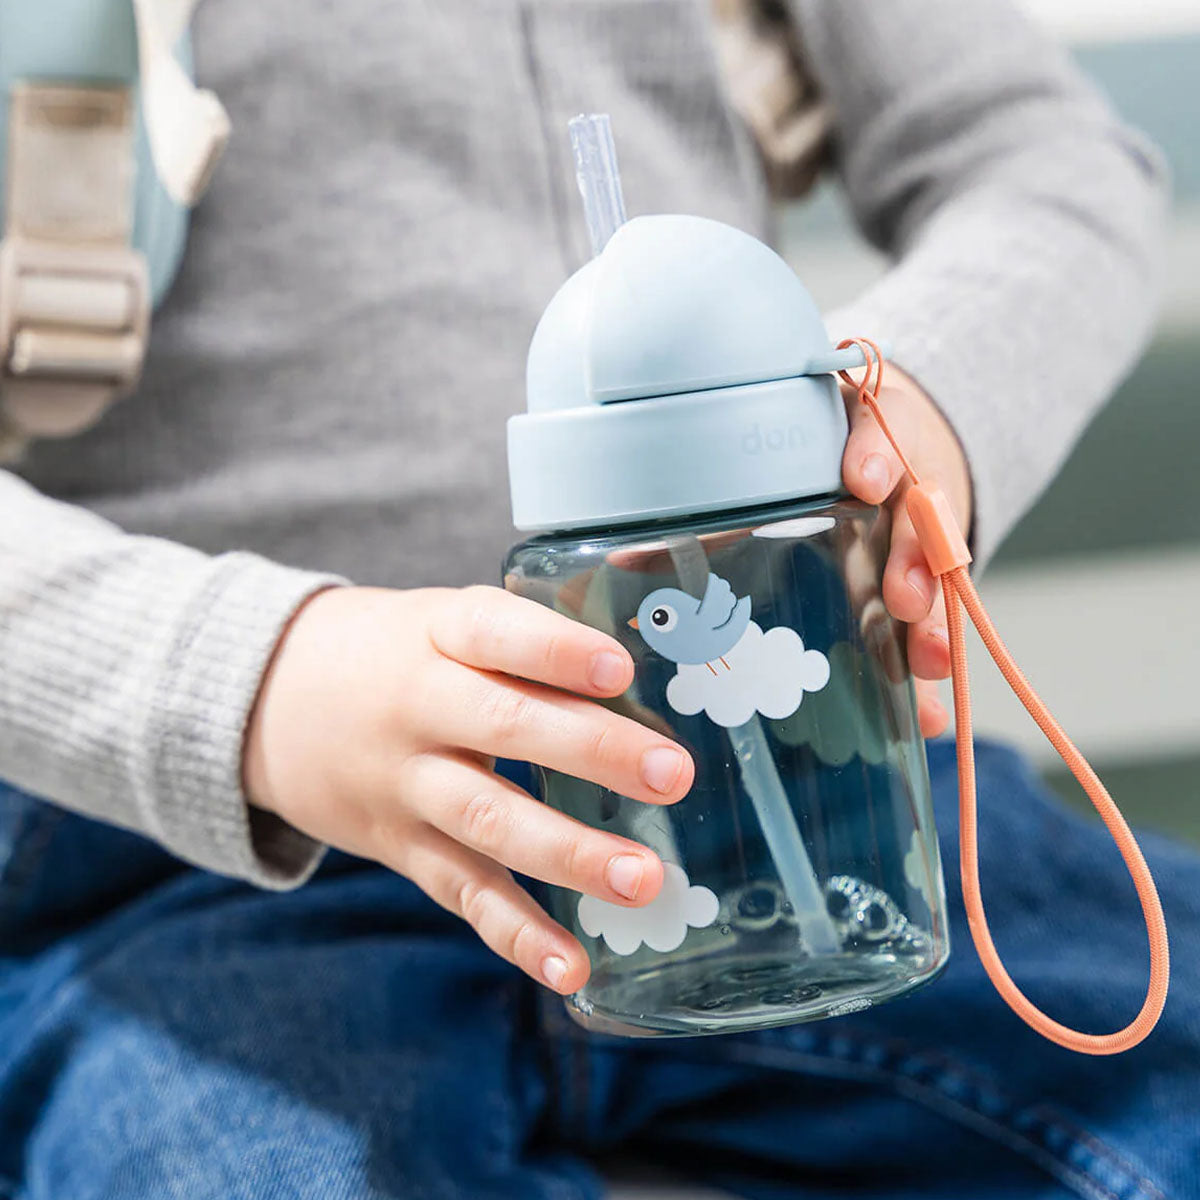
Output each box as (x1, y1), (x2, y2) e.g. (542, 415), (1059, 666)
(629, 572), (752, 675)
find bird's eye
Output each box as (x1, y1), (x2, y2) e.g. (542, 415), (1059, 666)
(651, 605), (677, 632)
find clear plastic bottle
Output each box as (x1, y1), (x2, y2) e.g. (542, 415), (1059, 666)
(506, 492), (949, 1036)
(505, 200), (950, 1035)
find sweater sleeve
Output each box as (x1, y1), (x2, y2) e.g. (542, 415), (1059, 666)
(0, 469), (344, 888)
(787, 0), (1168, 566)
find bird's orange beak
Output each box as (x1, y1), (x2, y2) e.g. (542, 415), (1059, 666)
(627, 616), (639, 630)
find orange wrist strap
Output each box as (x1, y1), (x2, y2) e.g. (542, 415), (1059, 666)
(837, 338), (1169, 1055)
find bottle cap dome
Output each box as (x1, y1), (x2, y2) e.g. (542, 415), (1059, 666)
(509, 214), (867, 533)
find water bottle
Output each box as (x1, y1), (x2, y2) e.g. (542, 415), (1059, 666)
(502, 120), (949, 1036)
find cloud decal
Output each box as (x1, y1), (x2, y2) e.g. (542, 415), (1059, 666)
(769, 641), (889, 767)
(578, 863), (719, 956)
(665, 621), (830, 728)
(750, 515), (836, 540)
(903, 829), (939, 914)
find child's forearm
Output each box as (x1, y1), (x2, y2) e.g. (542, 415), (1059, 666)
(0, 470), (341, 887)
(790, 0), (1167, 567)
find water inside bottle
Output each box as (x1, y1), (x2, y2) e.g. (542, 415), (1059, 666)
(507, 495), (950, 1036)
(541, 726), (945, 1036)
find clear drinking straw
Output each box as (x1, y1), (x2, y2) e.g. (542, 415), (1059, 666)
(664, 541), (841, 956)
(569, 118), (840, 957)
(568, 114), (627, 256)
(728, 717), (840, 954)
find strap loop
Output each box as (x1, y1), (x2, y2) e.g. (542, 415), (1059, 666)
(836, 337), (1169, 1055)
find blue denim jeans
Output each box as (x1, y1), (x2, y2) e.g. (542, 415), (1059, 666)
(0, 741), (1196, 1200)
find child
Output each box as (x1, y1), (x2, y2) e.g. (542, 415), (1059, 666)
(0, 1), (1193, 1197)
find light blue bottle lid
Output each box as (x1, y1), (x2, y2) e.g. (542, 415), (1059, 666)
(508, 214), (871, 534)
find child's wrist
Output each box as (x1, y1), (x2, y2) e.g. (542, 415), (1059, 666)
(242, 585), (344, 816)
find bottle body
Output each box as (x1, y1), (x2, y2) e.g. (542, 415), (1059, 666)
(504, 493), (950, 1037)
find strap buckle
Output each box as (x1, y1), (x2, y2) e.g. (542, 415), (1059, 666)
(0, 83), (150, 453)
(0, 237), (149, 438)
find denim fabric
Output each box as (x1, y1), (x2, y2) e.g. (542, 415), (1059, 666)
(0, 741), (1196, 1200)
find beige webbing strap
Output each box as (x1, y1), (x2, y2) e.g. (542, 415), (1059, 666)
(132, 0), (230, 206)
(710, 0), (830, 200)
(0, 0), (230, 459)
(0, 84), (149, 459)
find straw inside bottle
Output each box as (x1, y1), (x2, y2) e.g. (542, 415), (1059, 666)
(729, 717), (841, 955)
(665, 539), (841, 957)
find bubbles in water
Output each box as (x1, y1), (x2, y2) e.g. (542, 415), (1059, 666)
(824, 875), (929, 951)
(828, 997), (872, 1017)
(732, 881), (783, 932)
(826, 885), (854, 923)
(860, 894), (902, 942)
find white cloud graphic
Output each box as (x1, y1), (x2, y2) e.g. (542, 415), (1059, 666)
(903, 829), (938, 913)
(750, 515), (835, 540)
(665, 621), (830, 728)
(769, 641), (889, 767)
(578, 863), (719, 956)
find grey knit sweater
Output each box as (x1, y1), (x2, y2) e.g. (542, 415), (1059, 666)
(0, 0), (1165, 887)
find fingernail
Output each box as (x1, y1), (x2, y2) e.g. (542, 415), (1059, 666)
(541, 955), (568, 989)
(589, 650), (629, 692)
(905, 565), (933, 605)
(929, 625), (949, 647)
(606, 854), (645, 900)
(640, 746), (685, 795)
(861, 454), (890, 494)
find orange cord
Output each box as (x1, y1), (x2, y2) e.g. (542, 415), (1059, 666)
(836, 337), (1169, 1054)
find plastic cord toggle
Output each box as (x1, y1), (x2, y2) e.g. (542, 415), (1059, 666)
(906, 484), (972, 577)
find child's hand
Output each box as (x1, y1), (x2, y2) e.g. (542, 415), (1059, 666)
(840, 365), (973, 738)
(243, 586), (694, 993)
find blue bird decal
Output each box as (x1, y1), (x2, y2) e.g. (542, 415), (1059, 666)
(629, 572), (752, 674)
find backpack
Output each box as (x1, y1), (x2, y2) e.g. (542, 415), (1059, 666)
(0, 0), (227, 458)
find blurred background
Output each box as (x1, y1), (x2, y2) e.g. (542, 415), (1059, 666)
(778, 0), (1200, 845)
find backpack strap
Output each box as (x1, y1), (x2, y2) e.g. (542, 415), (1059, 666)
(0, 83), (149, 454)
(132, 0), (230, 206)
(0, 0), (229, 458)
(710, 0), (830, 200)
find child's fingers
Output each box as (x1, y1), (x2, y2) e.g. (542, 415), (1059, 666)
(907, 589), (951, 681)
(915, 678), (949, 738)
(420, 664), (694, 807)
(430, 585), (634, 699)
(882, 503), (937, 626)
(840, 382), (917, 507)
(404, 753), (665, 906)
(400, 827), (591, 993)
